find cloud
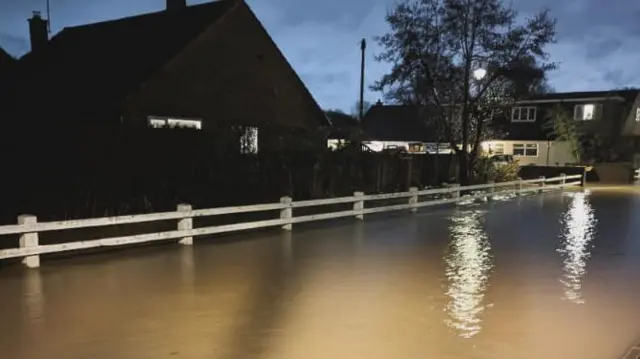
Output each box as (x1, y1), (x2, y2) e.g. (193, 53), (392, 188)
(513, 0), (640, 90)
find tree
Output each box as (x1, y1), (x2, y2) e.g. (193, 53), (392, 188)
(372, 0), (556, 184)
(543, 105), (581, 163)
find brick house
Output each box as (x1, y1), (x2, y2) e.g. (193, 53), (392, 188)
(9, 0), (329, 151)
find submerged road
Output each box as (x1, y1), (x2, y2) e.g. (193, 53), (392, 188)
(2, 188), (640, 359)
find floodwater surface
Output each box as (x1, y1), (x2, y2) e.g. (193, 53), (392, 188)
(2, 189), (640, 359)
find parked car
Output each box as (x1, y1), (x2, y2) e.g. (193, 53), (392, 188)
(490, 154), (515, 167)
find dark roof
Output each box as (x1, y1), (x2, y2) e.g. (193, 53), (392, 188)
(0, 46), (15, 73)
(14, 0), (237, 118)
(326, 111), (356, 127)
(325, 111), (357, 139)
(365, 104), (553, 142)
(0, 47), (14, 63)
(361, 105), (440, 142)
(518, 89), (640, 103)
(499, 121), (551, 141)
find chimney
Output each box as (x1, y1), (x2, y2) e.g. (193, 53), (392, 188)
(166, 0), (187, 11)
(28, 11), (49, 53)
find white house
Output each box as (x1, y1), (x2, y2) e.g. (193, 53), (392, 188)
(361, 89), (640, 167)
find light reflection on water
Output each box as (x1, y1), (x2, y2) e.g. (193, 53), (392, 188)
(5, 189), (640, 358)
(557, 191), (596, 304)
(444, 209), (493, 338)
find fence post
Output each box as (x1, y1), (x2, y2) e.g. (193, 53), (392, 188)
(582, 169), (587, 187)
(409, 187), (419, 213)
(560, 173), (566, 188)
(353, 191), (364, 220)
(280, 196), (293, 231)
(538, 176), (546, 193)
(516, 177), (523, 196)
(177, 204), (193, 245)
(451, 183), (461, 202)
(18, 215), (40, 268)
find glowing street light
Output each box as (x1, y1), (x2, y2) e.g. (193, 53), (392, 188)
(473, 68), (487, 80)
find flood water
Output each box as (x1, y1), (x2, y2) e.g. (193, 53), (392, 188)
(2, 188), (640, 359)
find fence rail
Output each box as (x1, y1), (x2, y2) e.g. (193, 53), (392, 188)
(0, 174), (583, 268)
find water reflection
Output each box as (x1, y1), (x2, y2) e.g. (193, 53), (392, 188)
(557, 191), (596, 304)
(23, 269), (44, 322)
(444, 210), (493, 338)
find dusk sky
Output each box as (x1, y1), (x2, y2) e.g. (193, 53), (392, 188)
(1, 0), (639, 112)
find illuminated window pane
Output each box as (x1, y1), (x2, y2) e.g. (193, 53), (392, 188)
(148, 116), (202, 129)
(148, 118), (166, 128)
(240, 127), (259, 154)
(167, 118), (202, 129)
(574, 104), (596, 121)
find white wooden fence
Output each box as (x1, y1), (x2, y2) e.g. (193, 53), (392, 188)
(0, 174), (583, 268)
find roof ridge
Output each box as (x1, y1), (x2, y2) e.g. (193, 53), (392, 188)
(63, 0), (226, 31)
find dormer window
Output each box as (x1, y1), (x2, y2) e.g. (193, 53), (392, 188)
(511, 107), (536, 122)
(574, 104), (599, 121)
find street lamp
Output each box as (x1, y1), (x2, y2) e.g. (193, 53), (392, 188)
(473, 68), (487, 81)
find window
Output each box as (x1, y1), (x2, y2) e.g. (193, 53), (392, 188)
(148, 117), (166, 128)
(240, 126), (259, 154)
(167, 118), (202, 129)
(488, 143), (504, 155)
(513, 143), (538, 157)
(511, 107), (537, 122)
(636, 108), (640, 122)
(147, 116), (202, 129)
(408, 143), (425, 153)
(573, 104), (597, 121)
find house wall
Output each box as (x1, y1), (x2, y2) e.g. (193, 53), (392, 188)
(512, 98), (629, 140)
(123, 1), (326, 148)
(621, 93), (640, 136)
(483, 140), (577, 166)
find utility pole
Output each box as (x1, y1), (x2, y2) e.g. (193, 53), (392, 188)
(46, 0), (51, 33)
(359, 38), (366, 121)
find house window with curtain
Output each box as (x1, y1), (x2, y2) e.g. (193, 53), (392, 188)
(573, 104), (600, 121)
(240, 126), (259, 154)
(513, 143), (538, 157)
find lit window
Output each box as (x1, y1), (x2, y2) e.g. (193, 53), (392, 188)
(148, 116), (202, 129)
(513, 143), (538, 157)
(636, 108), (640, 122)
(148, 117), (166, 128)
(240, 126), (259, 154)
(167, 118), (202, 129)
(408, 143), (425, 153)
(511, 107), (536, 122)
(574, 104), (596, 121)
